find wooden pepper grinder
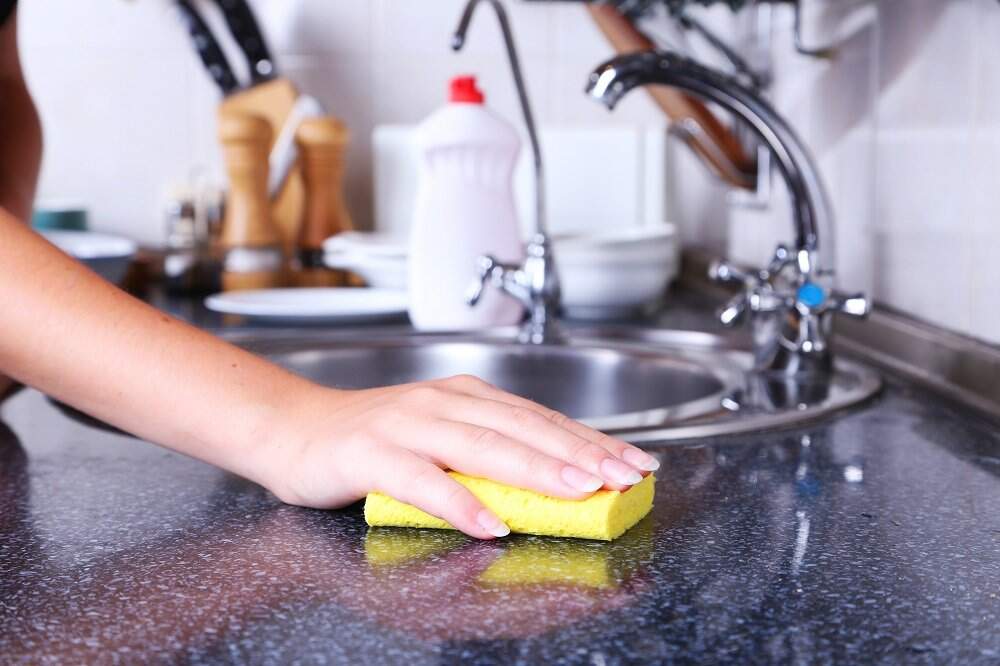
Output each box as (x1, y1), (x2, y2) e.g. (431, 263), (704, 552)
(219, 111), (285, 291)
(295, 117), (354, 287)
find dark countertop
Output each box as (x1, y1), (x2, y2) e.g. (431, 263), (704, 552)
(1, 292), (999, 664)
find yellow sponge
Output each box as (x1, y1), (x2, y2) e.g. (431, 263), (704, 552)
(364, 473), (655, 541)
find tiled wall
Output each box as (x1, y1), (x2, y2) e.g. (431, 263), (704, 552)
(721, 0), (1000, 342)
(18, 1), (1000, 342)
(874, 0), (1000, 341)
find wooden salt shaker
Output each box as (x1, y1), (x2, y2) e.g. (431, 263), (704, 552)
(295, 117), (353, 287)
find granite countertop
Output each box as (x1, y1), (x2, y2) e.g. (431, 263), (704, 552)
(1, 293), (999, 664)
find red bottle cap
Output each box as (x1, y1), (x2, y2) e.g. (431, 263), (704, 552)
(449, 75), (485, 104)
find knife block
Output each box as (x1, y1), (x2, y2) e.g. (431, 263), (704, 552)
(294, 117), (353, 287)
(218, 111), (284, 291)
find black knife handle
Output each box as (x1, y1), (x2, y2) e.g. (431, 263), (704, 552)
(213, 0), (277, 84)
(175, 0), (240, 95)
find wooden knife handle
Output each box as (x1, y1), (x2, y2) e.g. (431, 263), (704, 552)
(586, 4), (755, 188)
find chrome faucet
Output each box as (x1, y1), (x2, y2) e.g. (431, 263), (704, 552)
(453, 0), (563, 345)
(586, 51), (869, 375)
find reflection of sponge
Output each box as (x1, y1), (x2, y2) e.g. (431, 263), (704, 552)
(365, 473), (655, 541)
(364, 530), (467, 567)
(477, 515), (655, 588)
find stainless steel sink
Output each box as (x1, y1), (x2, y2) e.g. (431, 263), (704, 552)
(232, 327), (881, 444)
(49, 326), (880, 443)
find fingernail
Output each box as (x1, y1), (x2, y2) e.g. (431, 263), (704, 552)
(476, 509), (510, 538)
(561, 465), (604, 493)
(623, 448), (660, 472)
(600, 457), (643, 486)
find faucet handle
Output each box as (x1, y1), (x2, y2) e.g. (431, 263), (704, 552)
(709, 259), (755, 285)
(710, 259), (757, 328)
(711, 254), (803, 328)
(718, 292), (748, 327)
(828, 291), (870, 319)
(765, 244), (794, 276)
(715, 285), (791, 328)
(466, 255), (501, 307)
(786, 281), (871, 324)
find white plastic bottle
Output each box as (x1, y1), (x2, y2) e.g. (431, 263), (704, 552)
(408, 75), (525, 330)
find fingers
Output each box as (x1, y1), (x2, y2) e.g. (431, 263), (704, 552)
(437, 375), (660, 479)
(430, 418), (609, 499)
(344, 377), (661, 540)
(421, 392), (638, 492)
(368, 446), (509, 540)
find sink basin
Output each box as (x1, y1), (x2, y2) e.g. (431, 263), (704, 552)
(232, 327), (881, 443)
(254, 336), (741, 431)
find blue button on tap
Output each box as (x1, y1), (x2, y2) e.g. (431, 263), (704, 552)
(797, 282), (826, 309)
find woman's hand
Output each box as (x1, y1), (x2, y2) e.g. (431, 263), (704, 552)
(0, 215), (655, 541)
(264, 375), (660, 540)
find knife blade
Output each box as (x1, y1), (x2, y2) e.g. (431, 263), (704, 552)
(212, 0), (277, 85)
(174, 0), (240, 96)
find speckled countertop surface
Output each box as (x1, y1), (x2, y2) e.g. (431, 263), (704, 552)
(1, 293), (998, 664)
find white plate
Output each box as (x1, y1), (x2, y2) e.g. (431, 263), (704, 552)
(204, 288), (409, 324)
(42, 230), (137, 259)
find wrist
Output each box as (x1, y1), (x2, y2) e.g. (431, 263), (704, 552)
(248, 382), (347, 504)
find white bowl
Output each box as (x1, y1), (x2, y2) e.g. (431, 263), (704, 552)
(555, 226), (678, 319)
(554, 225), (676, 260)
(42, 230), (138, 285)
(321, 225), (679, 318)
(322, 231), (407, 259)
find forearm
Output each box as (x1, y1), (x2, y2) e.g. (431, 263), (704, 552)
(0, 214), (322, 487)
(0, 11), (43, 397)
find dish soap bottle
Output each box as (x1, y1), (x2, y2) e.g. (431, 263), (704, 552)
(409, 76), (525, 330)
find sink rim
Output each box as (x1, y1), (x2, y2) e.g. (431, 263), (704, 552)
(50, 326), (881, 445)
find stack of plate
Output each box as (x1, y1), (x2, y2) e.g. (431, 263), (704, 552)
(323, 226), (678, 320)
(205, 234), (410, 324)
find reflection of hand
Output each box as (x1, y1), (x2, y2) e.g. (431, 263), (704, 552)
(264, 375), (659, 540)
(347, 538), (649, 640)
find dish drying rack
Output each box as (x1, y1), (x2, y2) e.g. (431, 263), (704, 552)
(527, 0), (839, 58)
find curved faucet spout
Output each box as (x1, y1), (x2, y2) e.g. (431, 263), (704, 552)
(453, 0), (546, 237)
(586, 51), (834, 276)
